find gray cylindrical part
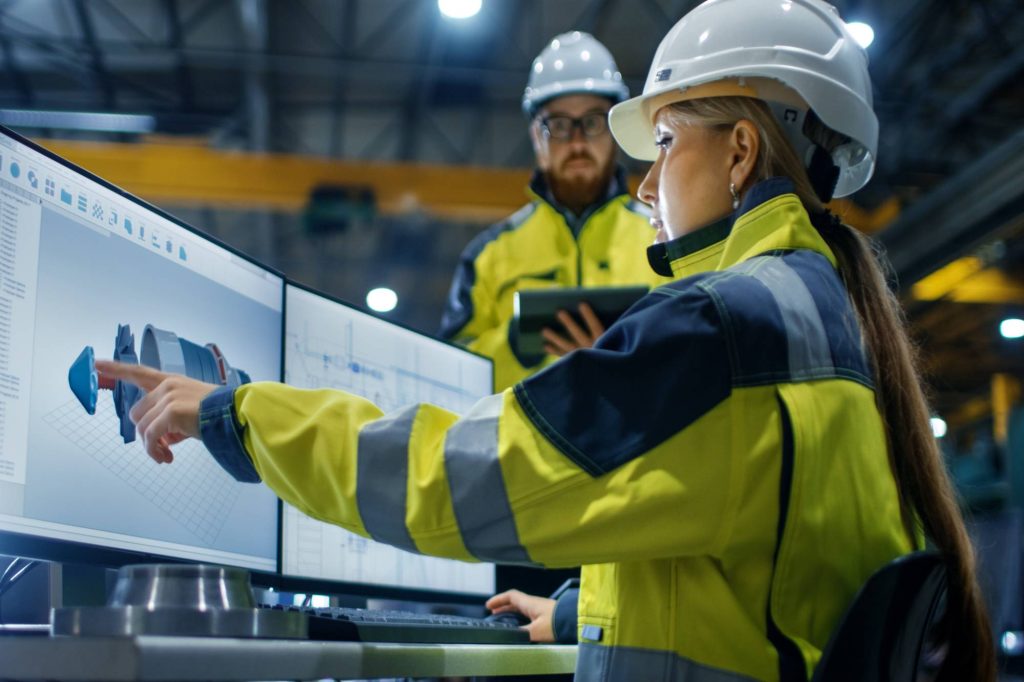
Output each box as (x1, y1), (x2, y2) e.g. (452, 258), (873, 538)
(140, 325), (187, 376)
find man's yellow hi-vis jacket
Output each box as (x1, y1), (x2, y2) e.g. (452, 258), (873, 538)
(439, 168), (670, 391)
(200, 178), (913, 681)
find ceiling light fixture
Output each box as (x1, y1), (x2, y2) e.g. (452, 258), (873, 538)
(366, 287), (398, 313)
(1000, 317), (1024, 340)
(438, 0), (482, 20)
(846, 21), (875, 49)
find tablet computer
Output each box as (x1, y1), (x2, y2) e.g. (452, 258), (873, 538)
(513, 285), (650, 356)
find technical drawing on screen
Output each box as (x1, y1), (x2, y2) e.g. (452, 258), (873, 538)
(0, 127), (283, 571)
(284, 284), (496, 596)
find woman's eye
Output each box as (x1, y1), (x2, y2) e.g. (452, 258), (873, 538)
(654, 136), (672, 150)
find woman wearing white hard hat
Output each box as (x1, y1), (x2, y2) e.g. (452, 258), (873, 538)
(605, 0), (995, 679)
(97, 2), (994, 680)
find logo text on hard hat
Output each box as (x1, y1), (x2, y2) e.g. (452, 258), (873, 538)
(655, 68), (672, 82)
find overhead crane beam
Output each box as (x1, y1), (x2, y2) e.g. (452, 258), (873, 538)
(38, 138), (897, 230)
(40, 138), (533, 222)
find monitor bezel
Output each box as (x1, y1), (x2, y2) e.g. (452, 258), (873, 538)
(0, 123), (287, 573)
(278, 280), (496, 604)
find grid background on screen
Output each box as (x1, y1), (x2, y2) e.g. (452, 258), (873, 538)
(43, 396), (239, 546)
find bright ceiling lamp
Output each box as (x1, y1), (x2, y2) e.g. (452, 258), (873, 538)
(1000, 317), (1024, 339)
(930, 417), (947, 439)
(366, 287), (398, 313)
(0, 109), (156, 133)
(846, 21), (875, 49)
(438, 0), (482, 20)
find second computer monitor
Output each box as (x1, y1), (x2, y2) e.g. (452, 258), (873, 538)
(283, 284), (495, 597)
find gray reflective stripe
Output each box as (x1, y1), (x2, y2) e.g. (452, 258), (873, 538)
(577, 643), (759, 682)
(443, 393), (534, 564)
(738, 257), (833, 380)
(355, 405), (418, 553)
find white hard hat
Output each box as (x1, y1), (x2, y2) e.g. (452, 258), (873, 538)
(609, 0), (876, 198)
(522, 31), (630, 117)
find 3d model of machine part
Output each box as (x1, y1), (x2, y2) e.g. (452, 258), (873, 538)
(68, 324), (251, 444)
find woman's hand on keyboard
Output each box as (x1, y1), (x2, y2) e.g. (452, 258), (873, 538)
(95, 360), (218, 464)
(485, 589), (556, 643)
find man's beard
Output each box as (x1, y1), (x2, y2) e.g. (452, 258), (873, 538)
(546, 152), (616, 217)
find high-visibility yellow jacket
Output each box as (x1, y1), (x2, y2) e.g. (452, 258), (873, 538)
(439, 168), (670, 391)
(201, 178), (912, 681)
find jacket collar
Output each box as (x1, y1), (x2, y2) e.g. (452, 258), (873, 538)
(646, 177), (837, 279)
(528, 165), (630, 236)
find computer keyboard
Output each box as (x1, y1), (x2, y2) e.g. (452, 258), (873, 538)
(261, 604), (531, 644)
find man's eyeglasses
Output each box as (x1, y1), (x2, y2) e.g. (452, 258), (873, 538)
(538, 111), (610, 141)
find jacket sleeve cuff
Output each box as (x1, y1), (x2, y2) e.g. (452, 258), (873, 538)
(551, 588), (579, 644)
(199, 386), (261, 483)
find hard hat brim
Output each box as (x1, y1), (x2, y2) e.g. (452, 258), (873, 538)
(608, 96), (657, 161)
(524, 80), (630, 116)
(610, 79), (773, 161)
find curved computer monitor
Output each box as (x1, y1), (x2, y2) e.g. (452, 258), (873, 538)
(0, 125), (283, 572)
(282, 283), (496, 600)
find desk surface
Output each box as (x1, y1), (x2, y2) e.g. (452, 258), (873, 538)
(0, 635), (577, 680)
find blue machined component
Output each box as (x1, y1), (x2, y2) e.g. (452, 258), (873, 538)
(68, 323), (252, 444)
(68, 346), (99, 415)
(112, 324), (141, 442)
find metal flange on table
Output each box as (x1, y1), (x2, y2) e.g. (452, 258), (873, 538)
(2, 563), (576, 680)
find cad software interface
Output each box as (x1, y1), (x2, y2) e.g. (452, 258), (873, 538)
(0, 131), (282, 570)
(283, 284), (496, 595)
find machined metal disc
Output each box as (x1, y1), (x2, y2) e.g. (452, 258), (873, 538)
(51, 605), (307, 639)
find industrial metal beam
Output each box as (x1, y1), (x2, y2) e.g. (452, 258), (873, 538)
(328, 0), (357, 158)
(39, 138), (533, 221)
(0, 12), (175, 106)
(36, 138), (894, 231)
(236, 0), (270, 151)
(164, 0), (194, 112)
(0, 23), (32, 105)
(399, 2), (440, 162)
(877, 128), (1024, 288)
(93, 0), (152, 43)
(937, 40), (1024, 135)
(0, 31), (530, 86)
(71, 0), (115, 108)
(911, 256), (1024, 304)
(573, 0), (616, 35)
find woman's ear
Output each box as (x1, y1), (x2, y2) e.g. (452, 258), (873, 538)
(728, 120), (760, 193)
